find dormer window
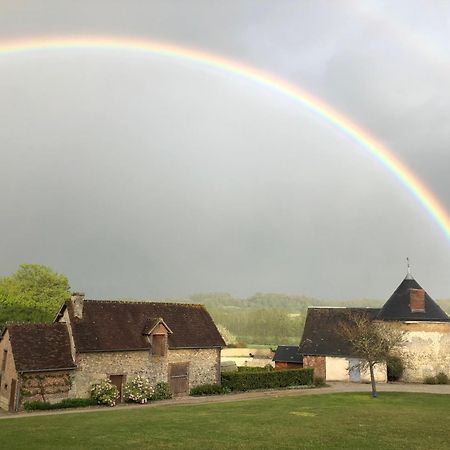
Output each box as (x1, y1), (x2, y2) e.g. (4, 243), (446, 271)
(151, 334), (167, 356)
(409, 288), (425, 313)
(142, 317), (173, 357)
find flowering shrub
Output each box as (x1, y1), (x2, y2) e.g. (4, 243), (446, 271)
(90, 379), (120, 407)
(123, 376), (154, 403)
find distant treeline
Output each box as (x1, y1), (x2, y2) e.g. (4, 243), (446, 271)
(164, 292), (450, 346)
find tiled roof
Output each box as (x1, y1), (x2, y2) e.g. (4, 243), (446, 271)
(299, 307), (380, 356)
(377, 277), (449, 322)
(63, 300), (225, 352)
(272, 345), (303, 363)
(7, 323), (76, 372)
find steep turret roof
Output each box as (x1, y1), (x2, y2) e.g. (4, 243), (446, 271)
(376, 275), (449, 322)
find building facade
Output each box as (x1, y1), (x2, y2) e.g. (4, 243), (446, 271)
(299, 271), (450, 383)
(0, 294), (224, 411)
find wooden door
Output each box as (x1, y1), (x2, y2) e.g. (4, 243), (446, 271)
(169, 363), (189, 396)
(9, 379), (16, 412)
(109, 375), (124, 402)
(348, 359), (361, 382)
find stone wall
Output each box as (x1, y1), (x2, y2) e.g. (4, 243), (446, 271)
(19, 371), (73, 406)
(303, 355), (326, 379)
(0, 330), (18, 411)
(70, 347), (221, 398)
(397, 322), (450, 382)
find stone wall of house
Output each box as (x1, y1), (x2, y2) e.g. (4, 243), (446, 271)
(0, 330), (18, 411)
(168, 348), (221, 386)
(19, 371), (73, 407)
(70, 348), (221, 398)
(303, 355), (326, 379)
(397, 322), (450, 382)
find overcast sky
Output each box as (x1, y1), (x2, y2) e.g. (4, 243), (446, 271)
(1, 1), (450, 301)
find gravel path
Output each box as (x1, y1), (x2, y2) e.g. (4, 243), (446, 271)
(1, 381), (449, 420)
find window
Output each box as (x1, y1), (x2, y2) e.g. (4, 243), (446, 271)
(1, 350), (7, 372)
(152, 334), (167, 356)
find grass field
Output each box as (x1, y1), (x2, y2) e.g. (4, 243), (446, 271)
(1, 393), (449, 449)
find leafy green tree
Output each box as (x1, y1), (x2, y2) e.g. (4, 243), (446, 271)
(0, 264), (70, 329)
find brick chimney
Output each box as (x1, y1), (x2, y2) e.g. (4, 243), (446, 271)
(71, 292), (85, 319)
(409, 288), (425, 313)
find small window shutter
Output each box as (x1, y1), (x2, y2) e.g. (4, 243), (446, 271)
(152, 334), (166, 356)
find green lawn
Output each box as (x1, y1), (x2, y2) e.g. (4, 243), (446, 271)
(1, 393), (449, 449)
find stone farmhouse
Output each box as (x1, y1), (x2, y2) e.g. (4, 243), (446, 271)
(0, 293), (225, 411)
(299, 270), (450, 382)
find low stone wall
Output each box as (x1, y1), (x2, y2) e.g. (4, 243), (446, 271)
(221, 348), (274, 368)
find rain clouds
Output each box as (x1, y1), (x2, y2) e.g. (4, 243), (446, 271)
(1, 1), (449, 300)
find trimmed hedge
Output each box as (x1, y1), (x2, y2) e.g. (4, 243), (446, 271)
(221, 368), (314, 392)
(24, 397), (96, 411)
(237, 366), (274, 373)
(190, 384), (231, 396)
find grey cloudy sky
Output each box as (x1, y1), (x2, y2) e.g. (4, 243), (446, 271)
(1, 1), (450, 300)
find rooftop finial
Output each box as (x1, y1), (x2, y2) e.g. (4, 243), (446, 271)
(405, 257), (413, 280)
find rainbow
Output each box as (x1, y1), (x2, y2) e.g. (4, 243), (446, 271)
(1, 35), (449, 240)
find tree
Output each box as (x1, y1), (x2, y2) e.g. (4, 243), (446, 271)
(340, 312), (405, 397)
(0, 264), (70, 329)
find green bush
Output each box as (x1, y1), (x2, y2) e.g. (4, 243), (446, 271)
(387, 356), (404, 381)
(237, 365), (274, 373)
(24, 398), (96, 411)
(435, 372), (449, 385)
(221, 368), (313, 392)
(424, 376), (437, 385)
(150, 382), (172, 401)
(58, 398), (96, 408)
(23, 400), (53, 411)
(190, 384), (230, 396)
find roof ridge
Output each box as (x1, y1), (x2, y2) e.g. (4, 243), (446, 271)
(7, 321), (65, 327)
(82, 299), (206, 308)
(307, 306), (380, 309)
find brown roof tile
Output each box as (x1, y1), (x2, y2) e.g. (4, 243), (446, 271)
(65, 300), (225, 352)
(7, 323), (76, 372)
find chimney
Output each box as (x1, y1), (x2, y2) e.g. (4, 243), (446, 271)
(71, 292), (85, 319)
(409, 288), (425, 313)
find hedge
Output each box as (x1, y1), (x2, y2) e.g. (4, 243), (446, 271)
(237, 366), (274, 373)
(190, 384), (230, 396)
(24, 397), (96, 411)
(221, 368), (314, 391)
